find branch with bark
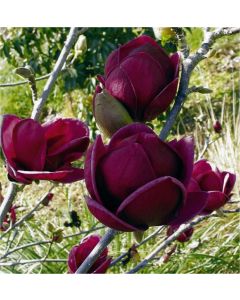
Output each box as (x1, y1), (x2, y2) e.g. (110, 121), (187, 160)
(127, 208), (239, 274)
(0, 27), (87, 227)
(159, 27), (240, 140)
(74, 27), (240, 274)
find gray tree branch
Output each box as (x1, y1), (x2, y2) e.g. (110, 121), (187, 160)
(159, 27), (240, 140)
(0, 27), (87, 227)
(75, 27), (240, 274)
(127, 208), (239, 274)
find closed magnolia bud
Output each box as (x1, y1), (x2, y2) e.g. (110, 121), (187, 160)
(53, 229), (64, 243)
(74, 34), (87, 56)
(153, 27), (176, 41)
(15, 66), (34, 79)
(133, 231), (144, 243)
(213, 120), (222, 133)
(93, 88), (133, 137)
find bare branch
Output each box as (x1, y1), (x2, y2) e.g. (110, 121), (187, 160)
(0, 186), (54, 240)
(0, 27), (88, 227)
(0, 73), (51, 88)
(0, 258), (67, 267)
(127, 208), (239, 274)
(110, 226), (165, 267)
(159, 27), (240, 140)
(172, 27), (189, 58)
(0, 183), (18, 226)
(0, 225), (104, 260)
(31, 27), (88, 121)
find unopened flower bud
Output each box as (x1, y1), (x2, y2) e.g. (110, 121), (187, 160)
(52, 228), (63, 243)
(15, 66), (34, 79)
(133, 231), (144, 243)
(74, 35), (87, 56)
(213, 120), (222, 133)
(93, 88), (133, 137)
(42, 193), (54, 206)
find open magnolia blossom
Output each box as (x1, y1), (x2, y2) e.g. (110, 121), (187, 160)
(84, 123), (208, 232)
(0, 115), (89, 184)
(94, 35), (180, 123)
(68, 234), (112, 274)
(188, 159), (236, 214)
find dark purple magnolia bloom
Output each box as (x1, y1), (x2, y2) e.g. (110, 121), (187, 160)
(167, 225), (194, 243)
(213, 120), (222, 133)
(84, 123), (208, 232)
(0, 115), (89, 184)
(68, 235), (112, 274)
(95, 35), (180, 122)
(189, 159), (236, 214)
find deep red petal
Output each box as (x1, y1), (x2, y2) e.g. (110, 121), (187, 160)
(221, 172), (236, 195)
(120, 52), (170, 113)
(97, 142), (156, 208)
(0, 114), (21, 164)
(136, 133), (182, 179)
(68, 235), (102, 273)
(144, 77), (178, 121)
(170, 191), (208, 226)
(43, 118), (89, 156)
(108, 123), (154, 150)
(17, 167), (84, 183)
(93, 257), (112, 274)
(105, 66), (137, 118)
(170, 52), (181, 78)
(203, 191), (227, 213)
(168, 136), (194, 187)
(192, 159), (212, 179)
(105, 35), (170, 77)
(117, 177), (186, 227)
(12, 119), (46, 171)
(84, 136), (107, 204)
(6, 164), (32, 184)
(85, 196), (144, 232)
(198, 171), (222, 191)
(187, 178), (201, 193)
(46, 136), (89, 166)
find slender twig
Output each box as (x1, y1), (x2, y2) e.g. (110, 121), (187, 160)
(0, 183), (18, 226)
(198, 135), (222, 160)
(127, 208), (239, 274)
(159, 27), (240, 140)
(0, 258), (67, 267)
(28, 75), (38, 103)
(75, 228), (118, 274)
(74, 27), (240, 274)
(0, 225), (104, 260)
(187, 86), (213, 95)
(110, 226), (165, 267)
(0, 187), (54, 240)
(172, 27), (189, 58)
(0, 73), (51, 88)
(31, 27), (87, 120)
(0, 27), (88, 227)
